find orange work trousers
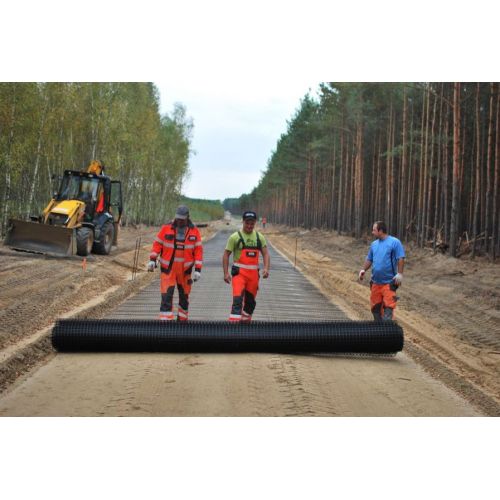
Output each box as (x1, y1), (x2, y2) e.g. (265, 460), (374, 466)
(370, 283), (398, 320)
(229, 268), (259, 322)
(160, 261), (192, 321)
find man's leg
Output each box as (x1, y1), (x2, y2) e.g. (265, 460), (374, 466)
(229, 273), (246, 322)
(381, 284), (398, 320)
(370, 284), (384, 321)
(241, 271), (259, 322)
(160, 271), (176, 321)
(177, 271), (192, 322)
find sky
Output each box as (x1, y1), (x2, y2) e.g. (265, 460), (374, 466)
(156, 82), (317, 201)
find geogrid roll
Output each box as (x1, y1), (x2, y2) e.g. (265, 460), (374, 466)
(51, 319), (404, 353)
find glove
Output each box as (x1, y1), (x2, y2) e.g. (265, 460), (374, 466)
(147, 260), (156, 272)
(358, 269), (366, 281)
(193, 271), (201, 282)
(393, 273), (403, 285)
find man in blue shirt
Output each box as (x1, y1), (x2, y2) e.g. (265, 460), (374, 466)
(358, 221), (405, 321)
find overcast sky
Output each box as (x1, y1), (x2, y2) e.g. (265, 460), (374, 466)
(156, 82), (317, 201)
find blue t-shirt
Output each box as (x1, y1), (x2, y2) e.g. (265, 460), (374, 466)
(367, 236), (405, 284)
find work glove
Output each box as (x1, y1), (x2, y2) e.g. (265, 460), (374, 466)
(147, 260), (156, 272)
(358, 269), (366, 281)
(193, 271), (201, 282)
(393, 273), (403, 286)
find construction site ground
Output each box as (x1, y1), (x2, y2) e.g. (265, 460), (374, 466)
(0, 221), (498, 416)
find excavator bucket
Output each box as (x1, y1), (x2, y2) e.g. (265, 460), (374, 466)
(4, 219), (76, 256)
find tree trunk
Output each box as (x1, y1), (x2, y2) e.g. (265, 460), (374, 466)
(2, 85), (17, 236)
(449, 83), (461, 257)
(27, 92), (49, 217)
(485, 83), (495, 253)
(472, 83), (482, 258)
(492, 85), (499, 259)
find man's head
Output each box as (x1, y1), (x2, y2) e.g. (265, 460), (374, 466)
(242, 210), (257, 233)
(372, 220), (388, 239)
(175, 205), (189, 227)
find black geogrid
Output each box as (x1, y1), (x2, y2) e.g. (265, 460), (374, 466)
(52, 319), (403, 353)
(52, 231), (404, 353)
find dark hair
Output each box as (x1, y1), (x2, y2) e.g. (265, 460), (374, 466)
(374, 221), (387, 233)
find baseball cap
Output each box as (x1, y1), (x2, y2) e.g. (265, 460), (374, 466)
(242, 211), (257, 220)
(175, 205), (189, 220)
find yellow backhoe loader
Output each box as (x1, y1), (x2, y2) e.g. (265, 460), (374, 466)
(4, 160), (123, 257)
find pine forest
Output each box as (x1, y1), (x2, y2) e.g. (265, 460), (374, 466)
(231, 83), (500, 259)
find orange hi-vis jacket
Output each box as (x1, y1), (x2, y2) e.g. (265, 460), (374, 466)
(150, 222), (203, 273)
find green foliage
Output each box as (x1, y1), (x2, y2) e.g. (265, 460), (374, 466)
(180, 196), (224, 222)
(0, 83), (193, 232)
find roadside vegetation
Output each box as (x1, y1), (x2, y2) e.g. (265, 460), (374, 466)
(0, 82), (193, 233)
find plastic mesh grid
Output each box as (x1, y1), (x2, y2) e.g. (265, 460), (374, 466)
(52, 231), (404, 354)
(52, 319), (404, 353)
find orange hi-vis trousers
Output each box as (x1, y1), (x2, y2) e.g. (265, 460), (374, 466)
(229, 268), (259, 322)
(160, 260), (192, 321)
(370, 283), (398, 320)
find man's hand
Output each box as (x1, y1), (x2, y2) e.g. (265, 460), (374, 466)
(147, 260), (156, 272)
(224, 273), (231, 284)
(262, 269), (269, 279)
(393, 273), (403, 286)
(193, 271), (201, 282)
(358, 269), (366, 281)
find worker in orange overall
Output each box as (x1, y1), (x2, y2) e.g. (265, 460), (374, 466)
(148, 205), (203, 321)
(358, 221), (405, 321)
(223, 211), (270, 322)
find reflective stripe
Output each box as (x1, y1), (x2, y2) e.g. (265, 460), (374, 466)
(150, 252), (158, 258)
(234, 263), (259, 270)
(159, 257), (185, 266)
(159, 312), (174, 321)
(184, 261), (194, 268)
(195, 241), (202, 247)
(178, 309), (188, 319)
(184, 244), (195, 249)
(195, 260), (203, 266)
(163, 242), (175, 249)
(229, 314), (241, 320)
(154, 236), (164, 244)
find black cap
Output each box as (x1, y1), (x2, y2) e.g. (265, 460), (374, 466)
(175, 205), (189, 220)
(242, 211), (257, 220)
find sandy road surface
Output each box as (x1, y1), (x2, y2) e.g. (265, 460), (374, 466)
(0, 228), (481, 416)
(267, 227), (500, 413)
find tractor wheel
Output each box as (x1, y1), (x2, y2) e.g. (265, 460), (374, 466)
(93, 222), (114, 255)
(76, 227), (94, 256)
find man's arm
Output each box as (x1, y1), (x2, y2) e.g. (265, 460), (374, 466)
(393, 258), (405, 285)
(261, 246), (270, 278)
(397, 258), (404, 274)
(393, 240), (405, 285)
(358, 260), (372, 281)
(223, 249), (232, 283)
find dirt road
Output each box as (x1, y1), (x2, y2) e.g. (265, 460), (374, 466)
(0, 227), (484, 416)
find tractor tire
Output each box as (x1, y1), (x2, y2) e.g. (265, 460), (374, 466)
(76, 227), (94, 256)
(92, 222), (114, 255)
